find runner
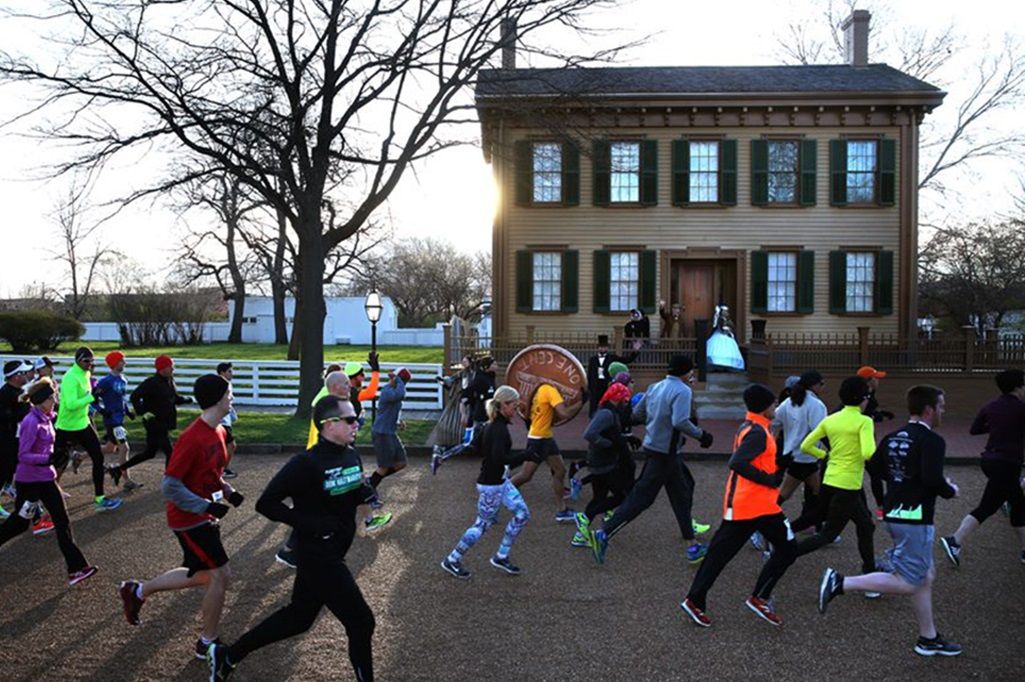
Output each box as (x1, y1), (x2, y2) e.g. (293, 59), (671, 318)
(118, 374), (242, 660)
(441, 385), (530, 579)
(53, 347), (122, 512)
(364, 367), (411, 530)
(0, 378), (97, 585)
(111, 355), (191, 480)
(791, 376), (878, 580)
(509, 382), (576, 523)
(208, 395), (377, 682)
(681, 384), (796, 627)
(940, 368), (1025, 567)
(217, 363), (238, 480)
(0, 359), (32, 516)
(819, 385), (962, 656)
(94, 351), (141, 491)
(431, 356), (496, 474)
(590, 355), (715, 565)
(857, 366), (896, 519)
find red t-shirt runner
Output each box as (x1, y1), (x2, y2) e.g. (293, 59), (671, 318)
(165, 418), (229, 530)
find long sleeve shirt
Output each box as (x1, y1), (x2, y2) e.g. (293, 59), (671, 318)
(55, 363), (95, 431)
(632, 375), (703, 455)
(772, 392), (827, 463)
(162, 417), (229, 531)
(371, 378), (406, 435)
(15, 406), (57, 483)
(584, 406), (623, 475)
(0, 382), (29, 450)
(871, 421), (956, 525)
(969, 394), (1025, 465)
(800, 405), (876, 491)
(94, 373), (130, 427)
(131, 374), (189, 431)
(477, 416), (525, 485)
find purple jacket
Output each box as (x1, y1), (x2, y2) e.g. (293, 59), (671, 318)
(16, 405), (57, 483)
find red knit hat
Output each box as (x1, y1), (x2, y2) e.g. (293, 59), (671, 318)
(105, 351), (125, 369)
(155, 355), (174, 372)
(397, 367), (412, 383)
(599, 382), (632, 406)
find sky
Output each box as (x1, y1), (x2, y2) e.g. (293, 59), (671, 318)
(0, 0), (1022, 298)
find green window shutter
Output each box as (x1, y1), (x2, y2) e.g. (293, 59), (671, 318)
(514, 141), (532, 207)
(751, 139), (768, 206)
(875, 250), (894, 315)
(720, 139), (737, 206)
(798, 250), (815, 313)
(592, 140), (611, 206)
(830, 140), (848, 206)
(640, 140), (658, 206)
(592, 250), (610, 313)
(516, 250), (532, 312)
(750, 250), (768, 314)
(640, 250), (657, 313)
(561, 250), (579, 313)
(799, 139), (817, 206)
(561, 142), (580, 206)
(829, 250), (847, 314)
(878, 139), (896, 206)
(671, 139), (689, 206)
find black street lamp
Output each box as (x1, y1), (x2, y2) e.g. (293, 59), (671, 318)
(364, 290), (383, 422)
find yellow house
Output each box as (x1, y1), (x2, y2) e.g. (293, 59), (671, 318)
(476, 11), (945, 347)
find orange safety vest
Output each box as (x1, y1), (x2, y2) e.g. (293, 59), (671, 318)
(722, 412), (780, 521)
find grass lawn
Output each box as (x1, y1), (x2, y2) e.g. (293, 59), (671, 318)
(118, 411), (435, 446)
(2, 341), (443, 364)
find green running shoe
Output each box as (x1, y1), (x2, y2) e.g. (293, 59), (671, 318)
(692, 519), (711, 534)
(571, 531), (591, 548)
(364, 512), (393, 532)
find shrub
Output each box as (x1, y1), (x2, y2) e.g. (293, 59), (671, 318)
(0, 310), (84, 352)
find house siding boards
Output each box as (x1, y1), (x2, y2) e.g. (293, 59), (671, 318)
(500, 126), (903, 341)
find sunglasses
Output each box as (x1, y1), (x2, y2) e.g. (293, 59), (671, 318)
(321, 415), (359, 425)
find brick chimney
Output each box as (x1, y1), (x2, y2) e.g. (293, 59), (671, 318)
(500, 18), (517, 70)
(842, 10), (871, 66)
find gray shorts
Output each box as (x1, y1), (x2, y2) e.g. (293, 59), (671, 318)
(885, 523), (934, 586)
(372, 432), (407, 468)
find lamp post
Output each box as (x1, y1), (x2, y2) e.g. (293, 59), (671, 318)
(364, 290), (383, 422)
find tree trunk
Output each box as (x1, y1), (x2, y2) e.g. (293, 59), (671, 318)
(287, 300), (301, 361)
(228, 288), (245, 343)
(273, 205), (289, 344)
(294, 229), (327, 418)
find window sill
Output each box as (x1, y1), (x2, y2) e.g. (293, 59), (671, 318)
(756, 312), (812, 317)
(600, 202), (655, 209)
(673, 202), (735, 209)
(833, 312), (889, 318)
(520, 202), (576, 209)
(753, 204), (812, 209)
(518, 310), (578, 316)
(831, 203), (894, 209)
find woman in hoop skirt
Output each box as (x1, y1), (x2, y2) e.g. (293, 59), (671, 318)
(706, 305), (745, 371)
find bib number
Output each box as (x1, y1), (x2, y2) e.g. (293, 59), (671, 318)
(113, 426), (128, 441)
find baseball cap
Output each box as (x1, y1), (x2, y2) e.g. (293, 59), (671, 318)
(33, 356), (54, 370)
(3, 360), (33, 378)
(857, 366), (887, 380)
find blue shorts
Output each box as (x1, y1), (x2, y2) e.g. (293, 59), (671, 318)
(885, 523), (934, 586)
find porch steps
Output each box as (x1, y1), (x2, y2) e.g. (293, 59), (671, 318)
(694, 372), (749, 420)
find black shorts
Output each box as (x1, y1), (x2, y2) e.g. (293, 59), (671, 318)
(524, 437), (561, 464)
(222, 425), (235, 445)
(103, 424), (129, 445)
(174, 523), (229, 577)
(787, 460), (820, 481)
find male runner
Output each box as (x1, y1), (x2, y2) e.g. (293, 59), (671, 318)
(217, 362), (238, 480)
(118, 374), (242, 660)
(208, 395), (376, 681)
(365, 367), (412, 528)
(510, 382), (576, 523)
(95, 351), (141, 491)
(820, 385), (962, 656)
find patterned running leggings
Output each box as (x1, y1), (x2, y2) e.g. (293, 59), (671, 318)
(448, 479), (530, 562)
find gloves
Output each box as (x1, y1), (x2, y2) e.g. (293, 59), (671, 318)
(207, 502), (230, 519)
(367, 351), (380, 373)
(626, 435), (643, 451)
(698, 431), (714, 449)
(227, 491), (244, 507)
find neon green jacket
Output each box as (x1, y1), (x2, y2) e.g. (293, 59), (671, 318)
(800, 405), (875, 491)
(55, 363), (95, 431)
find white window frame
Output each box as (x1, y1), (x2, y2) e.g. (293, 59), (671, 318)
(532, 142), (562, 203)
(767, 140), (799, 204)
(689, 140), (719, 203)
(531, 252), (562, 312)
(846, 140), (877, 204)
(609, 251), (640, 312)
(767, 252), (798, 313)
(610, 141), (641, 203)
(845, 252), (875, 313)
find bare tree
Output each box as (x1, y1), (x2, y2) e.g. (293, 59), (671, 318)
(1, 0), (625, 416)
(51, 182), (114, 319)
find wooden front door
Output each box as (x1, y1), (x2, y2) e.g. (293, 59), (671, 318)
(671, 259), (737, 337)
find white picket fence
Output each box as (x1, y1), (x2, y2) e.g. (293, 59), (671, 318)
(0, 355), (443, 410)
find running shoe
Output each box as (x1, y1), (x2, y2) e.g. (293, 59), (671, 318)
(686, 543), (708, 564)
(440, 558), (471, 579)
(864, 591), (883, 600)
(119, 580), (145, 624)
(574, 512), (591, 536)
(32, 518), (55, 536)
(555, 508), (576, 524)
(195, 638), (222, 660)
(430, 447), (442, 476)
(0, 484), (14, 501)
(208, 642), (236, 681)
(749, 531), (767, 551)
(745, 596), (782, 627)
(939, 536), (961, 568)
(590, 528), (609, 564)
(68, 565), (98, 587)
(569, 476), (583, 502)
(222, 468), (237, 480)
(107, 465), (123, 487)
(275, 548), (298, 569)
(489, 555), (521, 575)
(818, 567), (843, 614)
(364, 512), (393, 532)
(691, 519), (711, 535)
(123, 480), (144, 492)
(94, 496), (123, 512)
(680, 598), (711, 628)
(570, 531), (591, 548)
(914, 634), (962, 657)
(604, 510), (615, 523)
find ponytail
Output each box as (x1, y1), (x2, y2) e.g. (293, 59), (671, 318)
(486, 385), (520, 422)
(790, 382), (808, 407)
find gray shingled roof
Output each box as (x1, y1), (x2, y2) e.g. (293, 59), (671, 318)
(476, 64), (943, 98)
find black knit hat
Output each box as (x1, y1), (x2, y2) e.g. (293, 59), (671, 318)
(667, 354), (694, 376)
(800, 370), (824, 387)
(193, 374), (230, 409)
(743, 384), (776, 413)
(839, 376), (870, 406)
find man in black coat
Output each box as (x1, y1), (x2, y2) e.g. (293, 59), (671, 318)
(586, 336), (637, 417)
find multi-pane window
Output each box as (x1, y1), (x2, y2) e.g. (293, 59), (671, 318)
(846, 252), (875, 312)
(532, 252), (562, 311)
(532, 143), (562, 203)
(610, 142), (641, 203)
(846, 140), (877, 203)
(609, 252), (639, 312)
(767, 141), (799, 203)
(767, 252), (798, 312)
(689, 141), (719, 202)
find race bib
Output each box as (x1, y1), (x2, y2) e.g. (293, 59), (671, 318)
(211, 490), (224, 503)
(18, 500), (40, 520)
(113, 426), (128, 441)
